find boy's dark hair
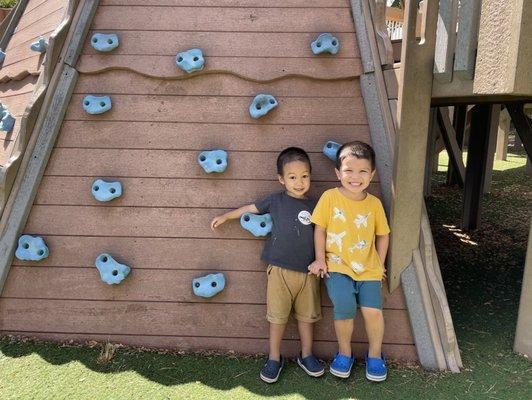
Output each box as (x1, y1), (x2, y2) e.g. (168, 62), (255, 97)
(336, 141), (376, 170)
(276, 147), (312, 175)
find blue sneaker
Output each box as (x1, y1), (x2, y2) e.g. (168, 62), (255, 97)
(365, 353), (387, 382)
(329, 352), (355, 378)
(260, 356), (284, 383)
(297, 353), (325, 377)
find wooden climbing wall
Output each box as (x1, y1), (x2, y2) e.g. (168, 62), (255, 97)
(0, 0), (416, 360)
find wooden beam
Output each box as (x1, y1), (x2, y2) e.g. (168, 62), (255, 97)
(436, 107), (465, 187)
(388, 0), (440, 290)
(433, 0), (459, 83)
(506, 103), (532, 161)
(483, 105), (501, 194)
(424, 108), (437, 196)
(462, 104), (498, 231)
(446, 105), (467, 185)
(515, 219), (532, 357)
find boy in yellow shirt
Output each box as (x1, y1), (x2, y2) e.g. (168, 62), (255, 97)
(309, 141), (390, 381)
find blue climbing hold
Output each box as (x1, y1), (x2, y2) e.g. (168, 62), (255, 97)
(175, 48), (205, 73)
(94, 253), (131, 285)
(0, 104), (15, 132)
(323, 140), (341, 162)
(15, 235), (49, 261)
(90, 33), (119, 52)
(240, 213), (273, 237)
(0, 49), (5, 64)
(311, 33), (340, 55)
(30, 37), (48, 53)
(249, 94), (278, 119)
(92, 179), (122, 202)
(192, 273), (226, 298)
(198, 150), (228, 173)
(83, 95), (112, 115)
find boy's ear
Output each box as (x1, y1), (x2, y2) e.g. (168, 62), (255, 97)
(278, 174), (285, 185)
(370, 169), (376, 180)
(335, 168), (341, 180)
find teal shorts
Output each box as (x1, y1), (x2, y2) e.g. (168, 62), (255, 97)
(324, 272), (382, 320)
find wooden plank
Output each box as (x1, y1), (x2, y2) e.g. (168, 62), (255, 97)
(0, 77), (37, 98)
(56, 121), (370, 151)
(72, 72), (362, 98)
(3, 266), (406, 309)
(0, 141), (16, 166)
(100, 0), (351, 7)
(14, 0), (65, 33)
(0, 298), (414, 343)
(44, 149), (377, 181)
(1, 31), (54, 69)
(64, 94), (367, 125)
(12, 236), (267, 271)
(433, 0), (458, 83)
(82, 31), (359, 58)
(436, 107), (465, 187)
(453, 0), (481, 80)
(0, 0), (30, 51)
(0, 55), (45, 81)
(22, 205), (389, 239)
(34, 177), (378, 207)
(76, 55), (363, 81)
(91, 6), (355, 33)
(0, 331), (418, 360)
(387, 0), (440, 290)
(383, 67), (399, 100)
(6, 11), (63, 49)
(515, 219), (532, 357)
(446, 105), (467, 186)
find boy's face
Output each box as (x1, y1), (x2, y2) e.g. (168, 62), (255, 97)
(278, 160), (311, 199)
(335, 156), (375, 199)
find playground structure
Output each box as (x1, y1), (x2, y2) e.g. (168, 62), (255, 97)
(0, 0), (529, 372)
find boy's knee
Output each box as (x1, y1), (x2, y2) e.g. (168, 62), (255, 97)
(360, 306), (383, 320)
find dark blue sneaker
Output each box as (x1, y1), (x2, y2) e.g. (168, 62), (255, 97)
(365, 353), (387, 382)
(260, 356), (284, 383)
(329, 352), (355, 378)
(297, 353), (325, 377)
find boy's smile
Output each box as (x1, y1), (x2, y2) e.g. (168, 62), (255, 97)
(335, 156), (375, 200)
(278, 160), (311, 199)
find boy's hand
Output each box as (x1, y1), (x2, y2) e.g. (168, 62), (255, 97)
(210, 215), (227, 230)
(308, 260), (329, 278)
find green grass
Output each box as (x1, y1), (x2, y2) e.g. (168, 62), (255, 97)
(0, 0), (16, 9)
(1, 149), (531, 400)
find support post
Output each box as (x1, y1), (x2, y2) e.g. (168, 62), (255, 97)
(515, 219), (532, 357)
(496, 108), (511, 161)
(482, 105), (501, 194)
(506, 103), (532, 161)
(462, 104), (498, 231)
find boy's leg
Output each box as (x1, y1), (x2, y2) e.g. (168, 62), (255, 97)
(334, 319), (355, 356)
(269, 322), (286, 361)
(360, 307), (384, 357)
(297, 321), (313, 358)
(358, 281), (384, 357)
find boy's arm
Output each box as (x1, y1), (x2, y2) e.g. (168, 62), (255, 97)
(211, 204), (259, 230)
(375, 233), (390, 275)
(308, 225), (328, 277)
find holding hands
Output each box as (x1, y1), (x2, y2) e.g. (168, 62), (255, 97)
(308, 259), (328, 278)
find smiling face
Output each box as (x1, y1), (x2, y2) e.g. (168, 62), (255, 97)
(278, 160), (311, 199)
(335, 156), (375, 200)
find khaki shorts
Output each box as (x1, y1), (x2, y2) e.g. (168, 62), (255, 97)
(266, 265), (322, 324)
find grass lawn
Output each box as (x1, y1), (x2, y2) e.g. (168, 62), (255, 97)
(1, 149), (531, 400)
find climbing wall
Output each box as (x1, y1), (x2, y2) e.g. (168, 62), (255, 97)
(0, 0), (416, 360)
(0, 0), (69, 176)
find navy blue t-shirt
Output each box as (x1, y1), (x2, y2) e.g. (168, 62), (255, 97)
(255, 191), (317, 272)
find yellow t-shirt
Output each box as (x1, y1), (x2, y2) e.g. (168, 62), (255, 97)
(311, 188), (390, 281)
